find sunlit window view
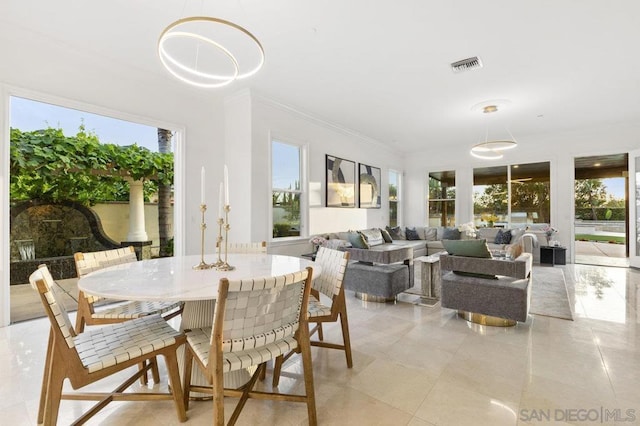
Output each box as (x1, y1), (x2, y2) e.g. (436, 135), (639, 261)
(9, 96), (175, 323)
(271, 140), (302, 238)
(389, 170), (400, 227)
(428, 171), (455, 227)
(473, 162), (550, 228)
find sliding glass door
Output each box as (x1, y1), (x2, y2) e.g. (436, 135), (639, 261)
(629, 150), (640, 268)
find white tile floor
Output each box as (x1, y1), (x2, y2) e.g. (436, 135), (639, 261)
(2, 263), (639, 425)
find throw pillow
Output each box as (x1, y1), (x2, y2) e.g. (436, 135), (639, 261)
(379, 228), (393, 243)
(506, 243), (523, 259)
(348, 232), (370, 249)
(510, 228), (525, 242)
(442, 227), (461, 240)
(386, 226), (405, 240)
(494, 229), (512, 244)
(442, 239), (492, 258)
(405, 227), (420, 240)
(359, 229), (384, 246)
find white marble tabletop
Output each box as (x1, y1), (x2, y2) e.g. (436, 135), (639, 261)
(78, 253), (320, 302)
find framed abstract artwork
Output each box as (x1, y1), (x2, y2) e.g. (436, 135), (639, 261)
(358, 163), (381, 208)
(326, 154), (356, 207)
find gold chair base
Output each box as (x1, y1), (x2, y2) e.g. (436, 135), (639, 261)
(354, 292), (395, 303)
(457, 310), (516, 327)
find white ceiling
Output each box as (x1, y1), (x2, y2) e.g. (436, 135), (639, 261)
(2, 0), (640, 154)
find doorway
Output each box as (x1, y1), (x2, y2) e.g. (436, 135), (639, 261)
(574, 154), (628, 267)
(8, 95), (179, 323)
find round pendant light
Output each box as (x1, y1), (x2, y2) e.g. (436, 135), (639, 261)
(158, 16), (264, 88)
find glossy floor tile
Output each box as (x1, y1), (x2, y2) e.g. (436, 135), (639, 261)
(3, 263), (640, 425)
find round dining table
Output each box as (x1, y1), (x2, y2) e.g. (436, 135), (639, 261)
(78, 253), (320, 392)
(77, 253), (319, 302)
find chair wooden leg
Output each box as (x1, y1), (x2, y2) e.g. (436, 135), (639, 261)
(151, 356), (161, 383)
(259, 361), (267, 381)
(164, 351), (187, 422)
(45, 354), (66, 426)
(139, 361), (149, 385)
(317, 323), (324, 341)
(182, 347), (194, 410)
(38, 330), (54, 425)
(299, 330), (318, 426)
(213, 357), (226, 426)
(272, 355), (283, 387)
(227, 364), (265, 426)
(339, 311), (354, 368)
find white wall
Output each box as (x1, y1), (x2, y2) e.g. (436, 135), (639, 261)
(0, 22), (226, 325)
(231, 92), (404, 250)
(404, 122), (640, 262)
(214, 90), (407, 255)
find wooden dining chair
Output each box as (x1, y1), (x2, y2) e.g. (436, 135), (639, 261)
(30, 264), (188, 426)
(272, 247), (352, 386)
(74, 246), (184, 333)
(182, 267), (317, 425)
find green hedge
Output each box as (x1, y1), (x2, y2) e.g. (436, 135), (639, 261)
(575, 208), (625, 221)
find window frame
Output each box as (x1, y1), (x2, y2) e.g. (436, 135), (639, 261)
(389, 169), (401, 227)
(270, 138), (308, 241)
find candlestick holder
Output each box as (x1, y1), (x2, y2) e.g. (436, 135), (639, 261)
(216, 204), (235, 271)
(211, 217), (224, 267)
(193, 204), (214, 270)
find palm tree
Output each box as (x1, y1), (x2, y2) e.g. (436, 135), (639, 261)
(157, 128), (172, 257)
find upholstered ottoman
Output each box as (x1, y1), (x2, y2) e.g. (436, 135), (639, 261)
(343, 261), (410, 302)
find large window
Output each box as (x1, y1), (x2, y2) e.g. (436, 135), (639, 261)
(389, 170), (400, 227)
(428, 171), (456, 226)
(473, 162), (550, 227)
(271, 140), (303, 238)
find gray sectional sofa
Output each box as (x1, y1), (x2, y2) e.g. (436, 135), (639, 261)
(323, 225), (545, 263)
(314, 224), (546, 302)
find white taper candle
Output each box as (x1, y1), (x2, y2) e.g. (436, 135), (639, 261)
(200, 166), (205, 205)
(224, 165), (229, 205)
(218, 182), (223, 218)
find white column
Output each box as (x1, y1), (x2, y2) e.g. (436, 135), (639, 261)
(126, 178), (149, 241)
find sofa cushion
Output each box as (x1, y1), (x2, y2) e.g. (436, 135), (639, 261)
(510, 228), (525, 242)
(442, 239), (492, 258)
(442, 227), (461, 240)
(379, 228), (393, 243)
(335, 231), (353, 241)
(418, 227), (438, 241)
(345, 245), (413, 264)
(359, 228), (385, 246)
(348, 232), (370, 249)
(405, 227), (420, 240)
(386, 226), (406, 240)
(325, 239), (351, 250)
(494, 229), (512, 244)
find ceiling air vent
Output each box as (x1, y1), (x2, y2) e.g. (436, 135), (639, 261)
(451, 56), (483, 73)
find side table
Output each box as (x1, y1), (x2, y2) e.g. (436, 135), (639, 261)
(540, 245), (566, 266)
(414, 254), (442, 306)
(301, 252), (316, 261)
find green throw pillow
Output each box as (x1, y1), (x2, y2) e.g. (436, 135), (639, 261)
(379, 228), (393, 243)
(348, 232), (370, 249)
(442, 239), (492, 258)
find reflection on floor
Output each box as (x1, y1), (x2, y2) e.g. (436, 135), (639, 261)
(2, 263), (639, 425)
(575, 240), (629, 267)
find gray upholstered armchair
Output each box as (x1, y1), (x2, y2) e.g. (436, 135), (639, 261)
(439, 252), (533, 326)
